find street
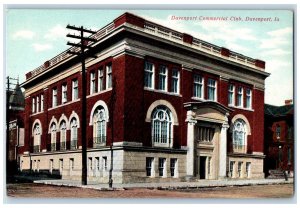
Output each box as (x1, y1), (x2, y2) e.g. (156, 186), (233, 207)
(6, 183), (293, 198)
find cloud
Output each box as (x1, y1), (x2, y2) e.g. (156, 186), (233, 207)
(32, 43), (53, 52)
(13, 30), (35, 39)
(259, 27), (292, 49)
(44, 24), (68, 40)
(261, 48), (291, 56)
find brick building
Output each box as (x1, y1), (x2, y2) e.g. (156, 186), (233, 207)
(264, 100), (294, 177)
(19, 12), (269, 183)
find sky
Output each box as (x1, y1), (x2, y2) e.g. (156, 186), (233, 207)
(5, 9), (293, 106)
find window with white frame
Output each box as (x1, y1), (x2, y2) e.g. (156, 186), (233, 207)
(195, 126), (215, 143)
(88, 157), (93, 176)
(151, 106), (173, 147)
(60, 121), (67, 150)
(33, 123), (41, 152)
(238, 161), (242, 177)
(50, 123), (57, 151)
(233, 119), (247, 152)
(93, 107), (107, 144)
(158, 65), (167, 91)
(32, 98), (35, 113)
(193, 74), (204, 99)
(146, 157), (154, 177)
(106, 64), (112, 89)
(229, 161), (235, 177)
(237, 87), (243, 107)
(52, 88), (57, 107)
(41, 94), (44, 111)
(59, 159), (63, 175)
(95, 157), (100, 173)
(90, 71), (96, 94)
(171, 69), (179, 94)
(144, 62), (154, 88)
(207, 78), (217, 101)
(170, 158), (178, 177)
(228, 84), (235, 106)
(69, 158), (74, 175)
(246, 162), (251, 178)
(70, 118), (78, 150)
(36, 96), (40, 112)
(102, 156), (107, 171)
(245, 89), (252, 109)
(72, 79), (78, 100)
(159, 158), (166, 177)
(98, 67), (104, 91)
(62, 84), (67, 104)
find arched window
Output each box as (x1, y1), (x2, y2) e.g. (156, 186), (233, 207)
(232, 119), (247, 153)
(50, 123), (57, 151)
(70, 118), (78, 150)
(33, 123), (41, 152)
(151, 106), (173, 147)
(93, 107), (107, 145)
(60, 121), (67, 150)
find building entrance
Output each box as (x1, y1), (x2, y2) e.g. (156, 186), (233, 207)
(199, 156), (206, 179)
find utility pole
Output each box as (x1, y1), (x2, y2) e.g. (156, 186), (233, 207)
(66, 25), (96, 185)
(6, 76), (19, 182)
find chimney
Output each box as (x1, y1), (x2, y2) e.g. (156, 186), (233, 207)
(285, 99), (293, 105)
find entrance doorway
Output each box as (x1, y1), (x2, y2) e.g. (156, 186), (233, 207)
(199, 156), (206, 179)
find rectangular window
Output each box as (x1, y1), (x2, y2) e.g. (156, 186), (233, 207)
(207, 78), (217, 101)
(59, 159), (63, 174)
(144, 62), (154, 88)
(106, 64), (112, 89)
(90, 72), (96, 94)
(88, 157), (93, 171)
(246, 88), (252, 109)
(36, 96), (39, 112)
(70, 158), (74, 175)
(238, 162), (242, 178)
(98, 68), (104, 91)
(41, 94), (44, 111)
(32, 98), (35, 113)
(102, 156), (107, 170)
(159, 158), (166, 177)
(62, 84), (67, 104)
(158, 65), (167, 91)
(72, 79), (78, 100)
(37, 160), (40, 172)
(146, 157), (154, 177)
(228, 84), (235, 106)
(49, 159), (53, 174)
(95, 157), (100, 171)
(170, 158), (178, 177)
(52, 88), (57, 107)
(229, 161), (235, 177)
(237, 87), (243, 107)
(193, 74), (203, 99)
(246, 162), (251, 178)
(207, 157), (211, 175)
(171, 69), (179, 94)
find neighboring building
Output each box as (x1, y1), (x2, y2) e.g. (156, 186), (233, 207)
(7, 82), (25, 175)
(264, 100), (294, 177)
(19, 12), (269, 183)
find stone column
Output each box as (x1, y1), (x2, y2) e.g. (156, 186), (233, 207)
(219, 122), (229, 179)
(186, 110), (197, 179)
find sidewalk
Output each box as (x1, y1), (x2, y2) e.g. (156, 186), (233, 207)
(33, 178), (293, 191)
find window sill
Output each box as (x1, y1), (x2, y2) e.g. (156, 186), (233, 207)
(144, 87), (182, 97)
(48, 99), (81, 111)
(30, 111), (45, 117)
(228, 105), (254, 112)
(87, 88), (112, 98)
